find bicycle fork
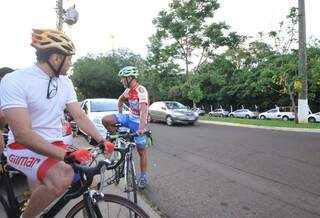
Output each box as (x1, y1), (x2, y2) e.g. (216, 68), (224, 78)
(83, 190), (105, 218)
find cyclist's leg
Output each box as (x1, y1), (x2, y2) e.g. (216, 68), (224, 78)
(6, 142), (74, 218)
(106, 113), (130, 130)
(128, 118), (148, 187)
(102, 113), (128, 133)
(23, 161), (74, 218)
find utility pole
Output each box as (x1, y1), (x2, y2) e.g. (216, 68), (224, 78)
(56, 0), (64, 31)
(298, 0), (309, 123)
(110, 35), (115, 54)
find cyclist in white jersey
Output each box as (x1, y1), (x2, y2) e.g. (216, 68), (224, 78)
(0, 29), (114, 218)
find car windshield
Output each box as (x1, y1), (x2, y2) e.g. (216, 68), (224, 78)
(166, 102), (186, 109)
(90, 100), (118, 112)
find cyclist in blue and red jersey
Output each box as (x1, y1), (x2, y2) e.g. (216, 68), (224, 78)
(102, 66), (149, 189)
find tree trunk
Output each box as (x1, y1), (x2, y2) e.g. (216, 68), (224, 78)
(287, 85), (298, 123)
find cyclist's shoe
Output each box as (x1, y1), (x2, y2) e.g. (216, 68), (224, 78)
(138, 177), (147, 189)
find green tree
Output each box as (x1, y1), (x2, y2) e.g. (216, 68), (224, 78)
(149, 0), (243, 106)
(268, 7), (300, 122)
(71, 49), (145, 99)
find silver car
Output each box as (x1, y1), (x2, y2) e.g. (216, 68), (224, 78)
(208, 109), (229, 117)
(149, 101), (198, 126)
(229, 109), (259, 118)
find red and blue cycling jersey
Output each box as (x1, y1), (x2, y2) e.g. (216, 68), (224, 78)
(122, 84), (149, 119)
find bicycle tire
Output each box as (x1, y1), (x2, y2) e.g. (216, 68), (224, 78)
(125, 159), (138, 205)
(65, 194), (149, 218)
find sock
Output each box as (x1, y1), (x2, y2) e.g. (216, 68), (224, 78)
(140, 171), (147, 179)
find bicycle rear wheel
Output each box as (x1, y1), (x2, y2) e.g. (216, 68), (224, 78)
(65, 194), (149, 218)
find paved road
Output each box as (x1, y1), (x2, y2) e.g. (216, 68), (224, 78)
(144, 122), (320, 218)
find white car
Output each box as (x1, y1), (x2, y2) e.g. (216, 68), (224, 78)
(308, 112), (320, 123)
(259, 108), (295, 121)
(229, 109), (259, 118)
(78, 98), (129, 144)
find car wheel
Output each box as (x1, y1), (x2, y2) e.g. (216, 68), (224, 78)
(166, 116), (173, 126)
(245, 115), (250, 119)
(230, 114), (234, 118)
(308, 117), (316, 123)
(209, 113), (212, 117)
(260, 115), (266, 120)
(282, 116), (289, 121)
(188, 122), (194, 125)
(219, 114), (223, 117)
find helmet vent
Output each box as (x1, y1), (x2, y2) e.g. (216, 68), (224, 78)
(48, 35), (62, 42)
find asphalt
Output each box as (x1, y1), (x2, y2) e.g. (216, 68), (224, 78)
(199, 120), (320, 133)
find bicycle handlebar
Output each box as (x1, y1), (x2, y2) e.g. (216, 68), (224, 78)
(63, 146), (128, 200)
(107, 130), (152, 142)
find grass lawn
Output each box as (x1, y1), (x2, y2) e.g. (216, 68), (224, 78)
(200, 115), (320, 129)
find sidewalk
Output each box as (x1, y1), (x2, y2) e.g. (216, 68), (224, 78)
(199, 120), (320, 133)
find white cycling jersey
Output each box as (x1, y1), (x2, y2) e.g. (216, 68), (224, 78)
(0, 65), (77, 144)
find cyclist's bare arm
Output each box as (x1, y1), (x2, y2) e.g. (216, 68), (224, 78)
(3, 107), (66, 160)
(0, 110), (5, 153)
(118, 95), (127, 114)
(139, 103), (148, 131)
(67, 102), (104, 143)
(0, 109), (6, 129)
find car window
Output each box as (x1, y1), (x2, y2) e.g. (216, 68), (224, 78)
(90, 100), (118, 112)
(165, 102), (186, 109)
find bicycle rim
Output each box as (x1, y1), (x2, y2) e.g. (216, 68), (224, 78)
(125, 159), (137, 205)
(65, 194), (149, 218)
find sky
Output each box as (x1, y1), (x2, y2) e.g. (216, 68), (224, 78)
(1, 0), (319, 69)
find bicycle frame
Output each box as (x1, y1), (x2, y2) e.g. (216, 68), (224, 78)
(0, 155), (23, 218)
(0, 145), (127, 218)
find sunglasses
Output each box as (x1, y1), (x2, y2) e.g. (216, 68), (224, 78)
(47, 78), (58, 99)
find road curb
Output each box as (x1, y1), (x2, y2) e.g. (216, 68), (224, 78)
(199, 120), (320, 133)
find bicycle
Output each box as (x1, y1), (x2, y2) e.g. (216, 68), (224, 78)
(0, 143), (150, 218)
(106, 127), (152, 207)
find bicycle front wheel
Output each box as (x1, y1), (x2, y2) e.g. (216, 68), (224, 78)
(65, 194), (149, 218)
(125, 159), (138, 204)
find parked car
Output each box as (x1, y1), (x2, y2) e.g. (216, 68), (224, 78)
(192, 108), (206, 116)
(78, 98), (129, 144)
(308, 112), (320, 123)
(149, 101), (198, 126)
(259, 107), (295, 121)
(208, 109), (229, 117)
(62, 119), (73, 145)
(229, 109), (259, 118)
